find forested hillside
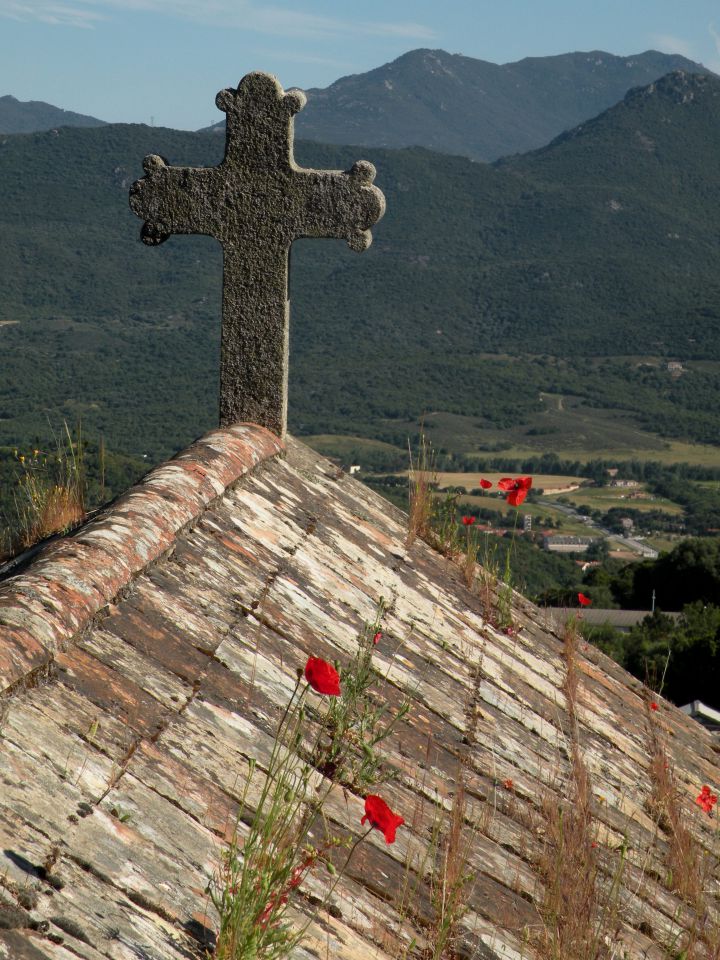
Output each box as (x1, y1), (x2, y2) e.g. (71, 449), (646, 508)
(0, 94), (106, 134)
(1, 71), (720, 464)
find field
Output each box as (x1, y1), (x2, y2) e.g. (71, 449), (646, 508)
(554, 486), (684, 515)
(456, 493), (592, 535)
(645, 534), (684, 553)
(307, 395), (720, 471)
(303, 434), (406, 464)
(428, 472), (585, 494)
(419, 400), (720, 467)
(366, 464), (689, 542)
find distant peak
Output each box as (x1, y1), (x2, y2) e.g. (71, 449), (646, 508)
(625, 70), (717, 106)
(389, 48), (477, 68)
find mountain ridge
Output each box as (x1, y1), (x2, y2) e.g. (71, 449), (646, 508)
(0, 94), (107, 134)
(202, 47), (710, 161)
(1, 70), (720, 460)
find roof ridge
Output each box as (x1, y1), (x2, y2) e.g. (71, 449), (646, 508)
(0, 423), (283, 698)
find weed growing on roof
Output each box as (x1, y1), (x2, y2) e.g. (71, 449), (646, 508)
(406, 452), (529, 635)
(533, 617), (602, 959)
(460, 514), (479, 589)
(423, 771), (475, 960)
(456, 476), (533, 633)
(7, 421), (86, 554)
(407, 432), (436, 549)
(480, 532), (515, 633)
(209, 604), (409, 960)
(475, 510), (521, 634)
(109, 803), (133, 824)
(387, 767), (479, 960)
(644, 699), (720, 957)
(527, 617), (633, 960)
(310, 599), (411, 792)
(387, 634), (491, 960)
(406, 433), (462, 559)
(210, 671), (338, 960)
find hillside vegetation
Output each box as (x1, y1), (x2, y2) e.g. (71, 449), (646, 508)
(0, 94), (106, 134)
(1, 72), (720, 465)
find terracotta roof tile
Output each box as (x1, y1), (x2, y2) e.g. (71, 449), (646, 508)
(0, 429), (718, 958)
(0, 424), (282, 695)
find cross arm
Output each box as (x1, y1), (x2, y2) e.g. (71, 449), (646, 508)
(129, 155), (221, 246)
(295, 161), (385, 251)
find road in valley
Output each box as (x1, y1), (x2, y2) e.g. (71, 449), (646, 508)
(543, 499), (658, 558)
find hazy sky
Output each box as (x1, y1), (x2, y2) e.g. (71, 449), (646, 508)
(2, 0), (719, 130)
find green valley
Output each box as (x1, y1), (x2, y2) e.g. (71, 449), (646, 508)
(1, 71), (720, 498)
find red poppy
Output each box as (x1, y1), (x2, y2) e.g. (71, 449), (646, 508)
(480, 479), (493, 489)
(578, 593), (592, 607)
(373, 631), (382, 645)
(361, 795), (405, 844)
(499, 476), (532, 507)
(498, 476), (532, 492)
(304, 657), (341, 696)
(502, 778), (514, 791)
(461, 515), (476, 526)
(650, 701), (658, 711)
(696, 785), (718, 815)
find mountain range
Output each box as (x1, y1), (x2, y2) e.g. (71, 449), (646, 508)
(4, 48), (707, 161)
(0, 95), (105, 135)
(1, 68), (720, 465)
(218, 48), (708, 161)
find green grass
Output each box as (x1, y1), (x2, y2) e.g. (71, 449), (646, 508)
(645, 534), (683, 553)
(421, 402), (720, 465)
(555, 486), (684, 515)
(303, 434), (407, 471)
(310, 398), (720, 471)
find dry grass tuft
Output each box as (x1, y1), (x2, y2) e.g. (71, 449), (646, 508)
(531, 617), (625, 960)
(406, 433), (463, 561)
(535, 786), (600, 960)
(407, 434), (436, 548)
(644, 701), (720, 957)
(33, 483), (85, 540)
(538, 620), (605, 960)
(393, 779), (477, 960)
(647, 734), (703, 908)
(423, 772), (473, 960)
(11, 423), (86, 552)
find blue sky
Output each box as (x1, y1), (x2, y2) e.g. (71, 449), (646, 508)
(1, 0), (719, 130)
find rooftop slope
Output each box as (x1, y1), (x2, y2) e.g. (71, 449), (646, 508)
(0, 426), (718, 959)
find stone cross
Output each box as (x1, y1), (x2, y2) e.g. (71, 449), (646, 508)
(129, 72), (385, 439)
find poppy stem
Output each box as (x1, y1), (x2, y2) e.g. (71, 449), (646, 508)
(277, 674), (304, 742)
(324, 827), (374, 910)
(292, 827), (373, 945)
(263, 675), (306, 789)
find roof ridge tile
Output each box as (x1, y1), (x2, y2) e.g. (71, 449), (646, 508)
(0, 424), (283, 697)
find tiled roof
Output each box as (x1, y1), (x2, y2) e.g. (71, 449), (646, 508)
(0, 425), (718, 959)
